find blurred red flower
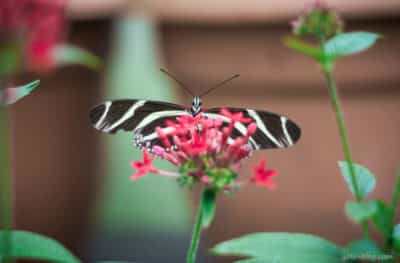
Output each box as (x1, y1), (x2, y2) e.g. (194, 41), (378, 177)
(252, 159), (278, 189)
(0, 0), (67, 72)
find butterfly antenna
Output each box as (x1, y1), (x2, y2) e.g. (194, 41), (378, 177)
(199, 74), (240, 97)
(160, 68), (195, 97)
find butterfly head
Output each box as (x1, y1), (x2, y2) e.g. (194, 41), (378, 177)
(190, 96), (202, 116)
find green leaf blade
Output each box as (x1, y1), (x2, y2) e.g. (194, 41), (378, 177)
(0, 231), (80, 263)
(284, 36), (323, 59)
(371, 201), (394, 239)
(343, 239), (390, 262)
(1, 80), (40, 106)
(53, 44), (102, 70)
(345, 201), (378, 222)
(212, 232), (342, 263)
(325, 32), (381, 57)
(235, 254), (340, 263)
(338, 161), (376, 198)
(393, 224), (400, 252)
(201, 188), (216, 229)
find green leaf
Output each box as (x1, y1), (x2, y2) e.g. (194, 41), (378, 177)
(345, 201), (378, 222)
(201, 188), (216, 229)
(324, 32), (380, 57)
(342, 239), (390, 262)
(283, 36), (323, 59)
(338, 161), (376, 198)
(1, 80), (40, 106)
(0, 231), (80, 262)
(212, 232), (342, 263)
(393, 224), (400, 252)
(371, 200), (394, 238)
(53, 44), (102, 70)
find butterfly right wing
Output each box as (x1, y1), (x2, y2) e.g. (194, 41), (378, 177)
(205, 107), (301, 150)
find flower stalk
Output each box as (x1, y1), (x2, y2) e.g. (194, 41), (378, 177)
(319, 39), (369, 239)
(186, 190), (206, 263)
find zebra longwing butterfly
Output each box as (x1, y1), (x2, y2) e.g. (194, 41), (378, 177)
(89, 72), (301, 153)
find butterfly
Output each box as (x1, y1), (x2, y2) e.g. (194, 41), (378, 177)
(89, 70), (301, 153)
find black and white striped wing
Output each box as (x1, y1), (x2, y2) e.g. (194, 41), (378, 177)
(89, 99), (190, 149)
(204, 108), (301, 150)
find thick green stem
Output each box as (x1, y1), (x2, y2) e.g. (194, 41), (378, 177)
(0, 108), (12, 262)
(322, 69), (369, 239)
(322, 69), (370, 239)
(186, 195), (203, 263)
(318, 34), (369, 239)
(322, 72), (361, 200)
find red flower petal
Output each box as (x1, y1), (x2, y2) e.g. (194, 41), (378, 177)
(252, 159), (278, 189)
(130, 150), (157, 181)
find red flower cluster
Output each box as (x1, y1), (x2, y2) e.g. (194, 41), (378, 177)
(131, 109), (278, 191)
(0, 0), (67, 72)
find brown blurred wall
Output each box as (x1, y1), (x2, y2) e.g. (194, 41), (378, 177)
(12, 20), (111, 257)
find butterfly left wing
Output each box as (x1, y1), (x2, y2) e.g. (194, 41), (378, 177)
(90, 99), (190, 150)
(204, 107), (301, 150)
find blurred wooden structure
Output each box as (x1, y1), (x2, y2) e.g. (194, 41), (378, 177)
(12, 2), (400, 262)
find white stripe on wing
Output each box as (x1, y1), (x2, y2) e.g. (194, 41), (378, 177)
(134, 110), (191, 132)
(247, 109), (284, 148)
(95, 101), (112, 130)
(281, 116), (293, 146)
(103, 100), (146, 133)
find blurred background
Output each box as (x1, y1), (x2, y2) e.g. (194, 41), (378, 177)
(9, 0), (400, 262)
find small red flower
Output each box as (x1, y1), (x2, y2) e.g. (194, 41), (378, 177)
(130, 150), (158, 181)
(252, 159), (278, 189)
(220, 108), (251, 124)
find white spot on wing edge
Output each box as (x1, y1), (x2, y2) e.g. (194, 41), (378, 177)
(103, 100), (146, 133)
(247, 109), (284, 148)
(95, 101), (111, 129)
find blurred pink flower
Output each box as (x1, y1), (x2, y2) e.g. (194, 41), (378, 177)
(0, 0), (67, 72)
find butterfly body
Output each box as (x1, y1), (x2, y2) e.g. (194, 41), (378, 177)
(90, 96), (301, 154)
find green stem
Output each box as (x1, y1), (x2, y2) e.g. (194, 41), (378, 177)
(391, 173), (400, 217)
(322, 68), (370, 239)
(322, 71), (362, 201)
(186, 192), (205, 263)
(319, 36), (369, 238)
(0, 108), (12, 262)
(384, 172), (400, 252)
